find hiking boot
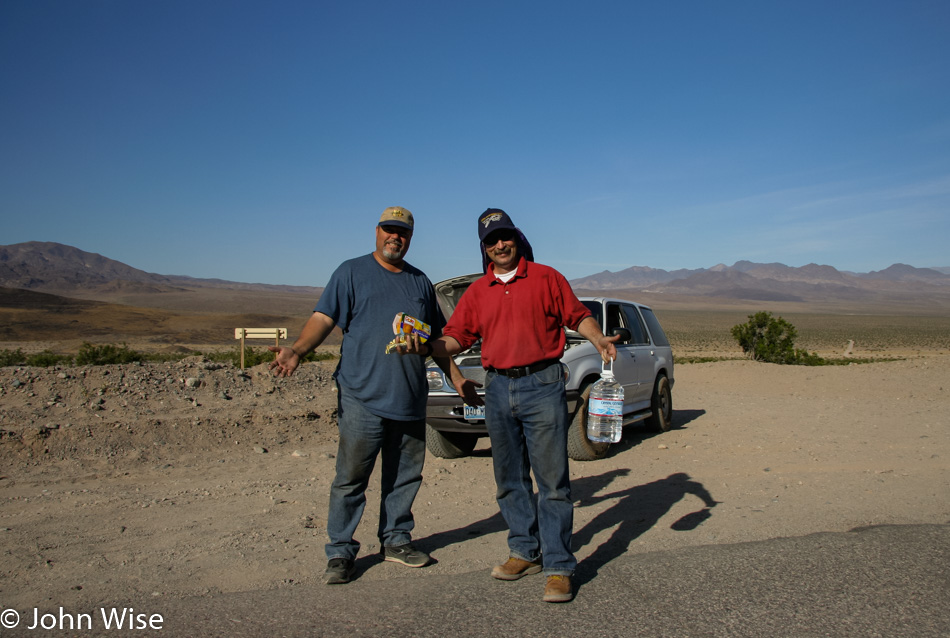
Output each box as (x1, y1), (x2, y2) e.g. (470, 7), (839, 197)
(543, 575), (573, 603)
(382, 543), (431, 568)
(491, 557), (543, 581)
(324, 558), (356, 585)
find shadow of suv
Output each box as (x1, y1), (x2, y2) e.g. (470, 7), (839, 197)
(425, 274), (675, 461)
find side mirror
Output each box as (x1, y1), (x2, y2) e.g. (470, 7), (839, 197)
(609, 327), (631, 343)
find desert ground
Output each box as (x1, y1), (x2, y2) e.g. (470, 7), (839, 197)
(1, 284), (949, 624)
(1, 343), (948, 617)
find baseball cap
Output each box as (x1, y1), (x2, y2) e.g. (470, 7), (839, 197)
(378, 206), (414, 231)
(477, 208), (517, 243)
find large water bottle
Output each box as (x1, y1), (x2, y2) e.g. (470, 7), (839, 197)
(587, 359), (623, 443)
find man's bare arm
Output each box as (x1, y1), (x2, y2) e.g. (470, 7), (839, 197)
(576, 316), (620, 363)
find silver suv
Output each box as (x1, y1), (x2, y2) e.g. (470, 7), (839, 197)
(425, 274), (674, 461)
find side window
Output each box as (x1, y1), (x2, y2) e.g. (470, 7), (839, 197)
(640, 308), (670, 347)
(582, 301), (603, 329)
(622, 305), (649, 345)
(605, 303), (629, 344)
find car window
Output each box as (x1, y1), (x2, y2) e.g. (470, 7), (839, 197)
(605, 303), (627, 343)
(581, 300), (602, 327)
(640, 307), (670, 347)
(621, 305), (650, 345)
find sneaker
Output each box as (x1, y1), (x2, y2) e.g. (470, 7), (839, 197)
(543, 575), (573, 603)
(324, 558), (355, 585)
(491, 557), (543, 581)
(382, 543), (430, 568)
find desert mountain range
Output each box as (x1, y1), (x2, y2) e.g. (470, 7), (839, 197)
(0, 241), (323, 297)
(2, 241), (950, 317)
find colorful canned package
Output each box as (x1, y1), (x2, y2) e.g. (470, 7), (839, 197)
(385, 313), (432, 354)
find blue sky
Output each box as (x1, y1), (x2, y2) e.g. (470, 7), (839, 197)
(2, 1), (948, 287)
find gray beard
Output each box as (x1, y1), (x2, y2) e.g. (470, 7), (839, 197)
(382, 246), (405, 260)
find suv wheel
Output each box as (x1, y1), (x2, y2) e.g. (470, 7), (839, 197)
(425, 425), (478, 459)
(567, 384), (611, 461)
(644, 375), (673, 432)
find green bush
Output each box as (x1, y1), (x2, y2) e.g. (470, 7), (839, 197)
(26, 350), (73, 367)
(0, 348), (27, 367)
(731, 312), (826, 366)
(207, 346), (337, 368)
(0, 348), (73, 367)
(206, 346), (275, 368)
(75, 342), (144, 366)
(1, 343), (338, 369)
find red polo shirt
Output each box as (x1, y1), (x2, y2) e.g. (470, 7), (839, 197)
(443, 259), (591, 370)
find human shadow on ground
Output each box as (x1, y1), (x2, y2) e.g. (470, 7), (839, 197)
(672, 408), (706, 429)
(414, 469), (664, 552)
(417, 410), (715, 574)
(418, 468), (641, 555)
(572, 471), (719, 588)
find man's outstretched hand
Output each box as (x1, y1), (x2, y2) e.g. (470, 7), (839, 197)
(268, 346), (300, 378)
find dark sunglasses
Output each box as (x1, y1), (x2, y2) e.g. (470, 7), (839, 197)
(482, 229), (516, 245)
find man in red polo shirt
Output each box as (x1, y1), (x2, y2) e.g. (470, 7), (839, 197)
(409, 208), (618, 603)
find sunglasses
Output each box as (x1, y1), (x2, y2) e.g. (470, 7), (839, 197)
(482, 229), (516, 245)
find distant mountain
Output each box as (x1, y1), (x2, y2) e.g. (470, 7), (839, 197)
(569, 260), (950, 306)
(3, 241), (949, 311)
(569, 265), (704, 290)
(0, 242), (321, 296)
(0, 241), (172, 290)
(860, 263), (950, 282)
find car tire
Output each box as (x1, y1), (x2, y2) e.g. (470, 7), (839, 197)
(644, 375), (673, 432)
(425, 424), (478, 459)
(567, 384), (611, 461)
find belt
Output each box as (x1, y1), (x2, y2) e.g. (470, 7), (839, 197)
(488, 359), (559, 379)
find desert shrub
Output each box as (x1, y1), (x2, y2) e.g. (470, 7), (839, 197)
(207, 346), (336, 368)
(75, 342), (145, 366)
(731, 312), (826, 365)
(0, 348), (27, 367)
(26, 350), (73, 367)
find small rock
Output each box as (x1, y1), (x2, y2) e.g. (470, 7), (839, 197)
(254, 446), (268, 454)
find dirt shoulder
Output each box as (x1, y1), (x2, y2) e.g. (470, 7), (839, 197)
(1, 355), (948, 611)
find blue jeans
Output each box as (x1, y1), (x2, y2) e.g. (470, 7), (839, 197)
(484, 363), (575, 576)
(325, 384), (426, 561)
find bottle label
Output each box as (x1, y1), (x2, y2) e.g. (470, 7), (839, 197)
(589, 398), (622, 417)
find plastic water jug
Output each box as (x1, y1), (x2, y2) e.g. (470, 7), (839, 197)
(587, 359), (623, 443)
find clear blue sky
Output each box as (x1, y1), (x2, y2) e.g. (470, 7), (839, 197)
(2, 1), (948, 287)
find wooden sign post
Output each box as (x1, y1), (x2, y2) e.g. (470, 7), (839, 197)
(234, 328), (288, 369)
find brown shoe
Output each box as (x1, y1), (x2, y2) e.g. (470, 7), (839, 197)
(491, 557), (542, 581)
(543, 575), (573, 603)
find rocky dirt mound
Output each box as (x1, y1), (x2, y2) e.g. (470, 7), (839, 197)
(0, 358), (341, 472)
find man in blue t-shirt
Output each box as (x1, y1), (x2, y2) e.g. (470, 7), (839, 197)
(270, 206), (478, 585)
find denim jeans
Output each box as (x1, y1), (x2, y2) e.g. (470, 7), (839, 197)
(484, 363), (575, 575)
(325, 384), (426, 561)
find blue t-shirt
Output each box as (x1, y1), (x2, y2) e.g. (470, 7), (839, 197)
(315, 253), (444, 421)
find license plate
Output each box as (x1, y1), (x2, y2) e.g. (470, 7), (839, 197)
(464, 404), (485, 421)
